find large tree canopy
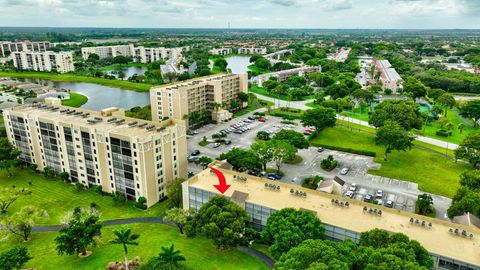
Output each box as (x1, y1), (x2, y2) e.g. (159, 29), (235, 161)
(261, 208), (324, 259)
(302, 107), (337, 133)
(272, 130), (310, 149)
(455, 131), (480, 168)
(369, 99), (423, 130)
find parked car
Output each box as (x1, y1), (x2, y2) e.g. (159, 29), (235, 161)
(317, 147), (324, 152)
(212, 143), (221, 148)
(375, 190), (383, 198)
(385, 200), (394, 208)
(266, 173), (282, 180)
(258, 117), (266, 122)
(349, 183), (357, 191)
(188, 155), (200, 163)
(225, 140), (231, 145)
(344, 191), (354, 198)
(363, 194), (373, 202)
(190, 150), (200, 156)
(340, 167), (349, 175)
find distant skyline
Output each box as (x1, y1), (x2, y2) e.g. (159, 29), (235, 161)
(0, 0), (479, 29)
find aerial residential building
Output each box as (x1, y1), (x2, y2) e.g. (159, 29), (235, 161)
(238, 47), (267, 55)
(373, 60), (403, 92)
(81, 44), (135, 60)
(150, 73), (248, 125)
(134, 46), (190, 63)
(252, 66), (321, 87)
(0, 41), (52, 57)
(3, 101), (187, 207)
(183, 162), (480, 270)
(12, 51), (75, 73)
(209, 48), (233, 55)
(328, 47), (351, 62)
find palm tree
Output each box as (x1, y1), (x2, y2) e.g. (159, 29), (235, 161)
(158, 244), (186, 270)
(110, 228), (140, 270)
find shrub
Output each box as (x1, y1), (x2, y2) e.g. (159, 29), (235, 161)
(320, 155), (337, 171)
(94, 185), (103, 194)
(90, 202), (98, 209)
(302, 176), (324, 189)
(75, 182), (85, 192)
(310, 143), (376, 157)
(135, 196), (147, 210)
(436, 129), (452, 137)
(112, 191), (127, 205)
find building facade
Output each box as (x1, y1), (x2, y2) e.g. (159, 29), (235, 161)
(3, 103), (188, 207)
(81, 44), (135, 60)
(183, 162), (480, 270)
(150, 73), (248, 125)
(134, 46), (190, 63)
(210, 48), (233, 55)
(0, 41), (52, 57)
(252, 66), (321, 87)
(12, 51), (75, 73)
(238, 47), (267, 55)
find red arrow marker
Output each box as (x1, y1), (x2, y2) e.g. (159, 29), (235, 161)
(209, 166), (231, 194)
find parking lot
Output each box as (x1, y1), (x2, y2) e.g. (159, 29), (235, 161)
(186, 112), (426, 215)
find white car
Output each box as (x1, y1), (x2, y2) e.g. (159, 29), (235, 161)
(344, 191), (354, 198)
(340, 168), (349, 175)
(349, 183), (357, 191)
(376, 190), (383, 198)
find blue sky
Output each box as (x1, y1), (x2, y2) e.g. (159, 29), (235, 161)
(0, 0), (478, 29)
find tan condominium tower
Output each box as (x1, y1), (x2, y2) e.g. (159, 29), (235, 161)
(3, 100), (187, 207)
(150, 73), (248, 125)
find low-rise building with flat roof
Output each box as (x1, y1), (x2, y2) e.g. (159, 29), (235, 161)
(252, 66), (321, 87)
(3, 102), (187, 207)
(183, 162), (480, 270)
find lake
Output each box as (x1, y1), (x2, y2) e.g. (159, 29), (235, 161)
(21, 78), (150, 111)
(225, 56), (251, 74)
(106, 66), (148, 79)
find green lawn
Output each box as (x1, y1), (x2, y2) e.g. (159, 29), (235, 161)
(0, 223), (269, 270)
(233, 98), (274, 118)
(420, 109), (477, 144)
(61, 92), (88, 108)
(97, 62), (146, 72)
(247, 65), (269, 74)
(310, 126), (471, 198)
(0, 71), (152, 92)
(0, 168), (169, 225)
(267, 107), (304, 119)
(249, 86), (314, 101)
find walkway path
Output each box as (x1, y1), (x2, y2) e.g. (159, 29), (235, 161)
(32, 217), (275, 268)
(254, 93), (459, 150)
(451, 108), (473, 127)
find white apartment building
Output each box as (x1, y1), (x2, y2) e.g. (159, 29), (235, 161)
(0, 41), (52, 57)
(210, 48), (232, 55)
(81, 44), (135, 60)
(238, 47), (267, 55)
(12, 51), (75, 73)
(134, 46), (189, 63)
(3, 102), (187, 207)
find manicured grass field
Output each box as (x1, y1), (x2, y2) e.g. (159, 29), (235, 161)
(0, 168), (169, 225)
(0, 71), (152, 92)
(421, 109), (477, 144)
(247, 65), (269, 74)
(97, 62), (147, 72)
(233, 98), (274, 118)
(310, 126), (471, 198)
(0, 223), (269, 270)
(61, 92), (88, 108)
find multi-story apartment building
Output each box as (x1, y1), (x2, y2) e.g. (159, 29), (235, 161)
(81, 44), (135, 60)
(372, 60), (403, 92)
(209, 48), (232, 55)
(12, 51), (75, 73)
(0, 41), (52, 57)
(134, 46), (190, 63)
(238, 47), (267, 55)
(3, 101), (187, 207)
(252, 66), (321, 87)
(183, 162), (480, 270)
(150, 73), (248, 125)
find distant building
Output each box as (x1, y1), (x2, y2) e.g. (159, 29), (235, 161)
(252, 66), (321, 87)
(373, 60), (403, 92)
(3, 103), (187, 207)
(81, 44), (135, 60)
(183, 161), (480, 270)
(238, 47), (267, 55)
(210, 48), (232, 55)
(12, 51), (75, 73)
(134, 46), (190, 64)
(328, 47), (351, 62)
(0, 41), (52, 57)
(150, 73), (248, 126)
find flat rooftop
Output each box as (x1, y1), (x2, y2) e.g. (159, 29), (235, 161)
(151, 73), (242, 91)
(6, 104), (183, 140)
(187, 162), (480, 267)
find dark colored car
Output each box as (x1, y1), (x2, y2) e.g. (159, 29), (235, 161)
(363, 194), (373, 203)
(266, 173), (282, 180)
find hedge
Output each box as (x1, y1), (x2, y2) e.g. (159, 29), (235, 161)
(311, 142), (377, 157)
(436, 129), (452, 137)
